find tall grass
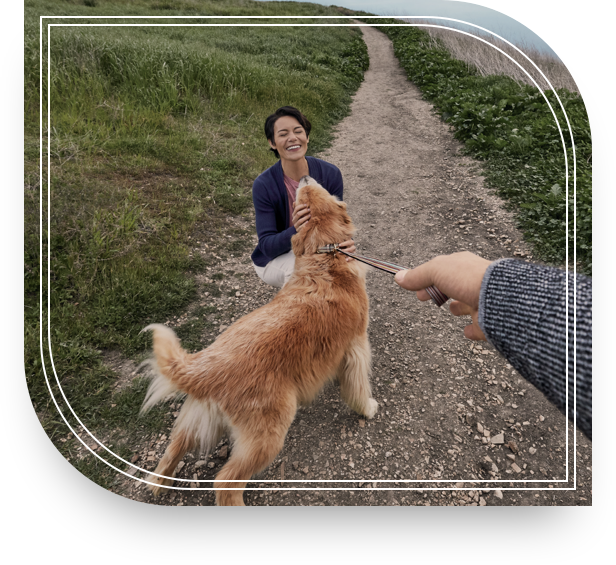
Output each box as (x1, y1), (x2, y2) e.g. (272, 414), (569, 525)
(25, 0), (369, 487)
(403, 19), (579, 94)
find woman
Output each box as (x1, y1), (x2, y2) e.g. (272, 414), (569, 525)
(251, 106), (355, 288)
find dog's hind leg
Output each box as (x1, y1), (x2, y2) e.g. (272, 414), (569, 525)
(214, 402), (295, 506)
(147, 427), (196, 496)
(213, 434), (285, 506)
(147, 398), (225, 496)
(338, 334), (378, 419)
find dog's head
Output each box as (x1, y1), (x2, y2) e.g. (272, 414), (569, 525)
(291, 176), (356, 257)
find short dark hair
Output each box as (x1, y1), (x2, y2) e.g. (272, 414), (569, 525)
(264, 106), (312, 159)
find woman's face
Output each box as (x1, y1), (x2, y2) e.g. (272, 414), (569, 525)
(269, 116), (309, 162)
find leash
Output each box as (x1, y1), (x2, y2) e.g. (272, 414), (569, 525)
(317, 244), (449, 307)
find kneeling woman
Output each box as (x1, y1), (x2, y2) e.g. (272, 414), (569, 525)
(251, 106), (355, 287)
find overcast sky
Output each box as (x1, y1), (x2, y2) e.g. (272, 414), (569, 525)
(266, 0), (558, 55)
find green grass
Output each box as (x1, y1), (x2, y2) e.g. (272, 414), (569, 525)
(364, 20), (591, 274)
(26, 0), (369, 488)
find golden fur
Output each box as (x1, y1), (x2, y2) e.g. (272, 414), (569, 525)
(141, 176), (378, 506)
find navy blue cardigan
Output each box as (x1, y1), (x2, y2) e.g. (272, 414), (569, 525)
(251, 157), (343, 267)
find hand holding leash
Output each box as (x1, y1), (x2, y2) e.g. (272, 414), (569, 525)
(394, 252), (491, 340)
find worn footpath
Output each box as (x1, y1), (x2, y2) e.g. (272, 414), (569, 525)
(105, 24), (591, 506)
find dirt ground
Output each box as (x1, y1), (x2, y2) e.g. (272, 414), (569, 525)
(107, 24), (591, 506)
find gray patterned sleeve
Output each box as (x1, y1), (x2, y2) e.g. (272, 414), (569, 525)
(478, 259), (592, 440)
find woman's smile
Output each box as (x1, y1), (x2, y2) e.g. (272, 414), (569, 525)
(269, 115), (309, 161)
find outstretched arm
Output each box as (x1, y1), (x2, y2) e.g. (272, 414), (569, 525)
(394, 252), (592, 440)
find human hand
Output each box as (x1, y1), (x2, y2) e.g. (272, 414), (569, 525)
(393, 251), (491, 341)
(338, 239), (356, 262)
(292, 201), (311, 231)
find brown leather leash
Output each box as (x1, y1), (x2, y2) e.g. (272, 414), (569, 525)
(317, 244), (449, 307)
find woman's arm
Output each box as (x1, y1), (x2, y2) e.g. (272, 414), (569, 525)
(252, 178), (296, 260)
(331, 167), (343, 200)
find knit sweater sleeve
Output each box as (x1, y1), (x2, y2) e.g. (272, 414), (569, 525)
(478, 259), (592, 440)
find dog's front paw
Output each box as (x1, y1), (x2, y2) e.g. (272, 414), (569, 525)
(363, 398), (379, 419)
(147, 474), (174, 496)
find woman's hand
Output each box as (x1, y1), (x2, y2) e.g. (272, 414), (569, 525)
(292, 201), (311, 231)
(338, 239), (356, 262)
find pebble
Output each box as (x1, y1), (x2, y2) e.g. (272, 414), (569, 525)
(529, 447), (537, 455)
(507, 441), (519, 453)
(506, 454), (516, 461)
(511, 463), (522, 473)
(539, 415), (545, 421)
(493, 489), (503, 499)
(477, 423), (484, 433)
(490, 433), (505, 444)
(219, 445), (228, 459)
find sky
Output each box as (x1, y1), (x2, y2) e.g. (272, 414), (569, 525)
(269, 0), (560, 55)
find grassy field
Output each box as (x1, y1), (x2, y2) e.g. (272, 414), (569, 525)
(26, 0), (368, 488)
(359, 19), (591, 274)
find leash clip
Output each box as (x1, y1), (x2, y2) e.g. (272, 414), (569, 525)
(317, 244), (340, 254)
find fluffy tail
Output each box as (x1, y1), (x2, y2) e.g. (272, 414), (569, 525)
(140, 323), (189, 414)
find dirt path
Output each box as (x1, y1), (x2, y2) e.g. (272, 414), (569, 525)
(113, 25), (591, 506)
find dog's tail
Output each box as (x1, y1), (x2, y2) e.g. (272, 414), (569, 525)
(140, 323), (190, 414)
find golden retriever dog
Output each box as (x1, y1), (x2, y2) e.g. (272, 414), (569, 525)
(140, 175), (378, 506)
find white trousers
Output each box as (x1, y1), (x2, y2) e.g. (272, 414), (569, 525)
(252, 250), (296, 288)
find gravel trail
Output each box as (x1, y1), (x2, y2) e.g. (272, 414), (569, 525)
(111, 24), (591, 507)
